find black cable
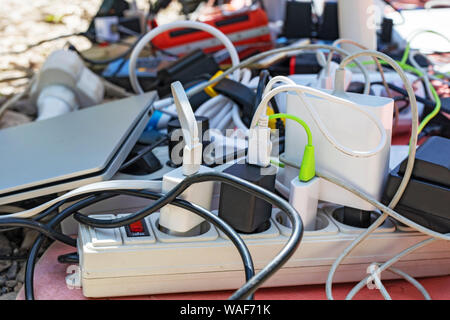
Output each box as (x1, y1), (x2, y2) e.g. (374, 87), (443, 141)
(393, 95), (410, 112)
(25, 190), (255, 300)
(119, 135), (168, 171)
(254, 70), (271, 114)
(73, 171), (303, 300)
(253, 71), (284, 133)
(31, 200), (70, 222)
(25, 193), (117, 300)
(24, 236), (42, 300)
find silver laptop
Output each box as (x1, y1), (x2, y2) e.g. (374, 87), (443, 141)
(0, 91), (157, 205)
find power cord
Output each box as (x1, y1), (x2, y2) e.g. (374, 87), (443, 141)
(22, 171), (304, 300)
(24, 190), (256, 300)
(72, 171), (303, 300)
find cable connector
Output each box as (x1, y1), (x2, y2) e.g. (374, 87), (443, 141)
(204, 70), (224, 98)
(247, 115), (272, 167)
(182, 142), (203, 175)
(171, 81), (202, 176)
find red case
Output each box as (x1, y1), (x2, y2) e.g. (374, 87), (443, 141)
(151, 8), (273, 60)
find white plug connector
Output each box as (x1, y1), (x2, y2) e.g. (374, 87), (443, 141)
(289, 176), (320, 231)
(247, 115), (272, 167)
(159, 166), (214, 234)
(159, 81), (214, 235)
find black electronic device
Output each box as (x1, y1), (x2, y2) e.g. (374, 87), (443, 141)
(383, 136), (450, 233)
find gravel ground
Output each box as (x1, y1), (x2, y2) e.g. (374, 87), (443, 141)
(0, 0), (106, 300)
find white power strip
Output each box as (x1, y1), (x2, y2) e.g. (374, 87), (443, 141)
(72, 205), (450, 298)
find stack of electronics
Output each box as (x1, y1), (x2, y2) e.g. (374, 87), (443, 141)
(0, 0), (449, 301)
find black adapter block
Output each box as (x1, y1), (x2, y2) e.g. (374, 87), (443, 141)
(156, 49), (219, 97)
(383, 136), (450, 233)
(283, 1), (312, 39)
(219, 163), (276, 233)
(317, 2), (339, 40)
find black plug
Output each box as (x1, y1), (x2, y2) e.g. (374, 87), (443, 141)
(156, 49), (219, 97)
(218, 162), (276, 233)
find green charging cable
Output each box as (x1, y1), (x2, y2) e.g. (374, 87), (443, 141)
(268, 113), (315, 182)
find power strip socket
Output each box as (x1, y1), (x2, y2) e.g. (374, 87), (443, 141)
(72, 205), (450, 298)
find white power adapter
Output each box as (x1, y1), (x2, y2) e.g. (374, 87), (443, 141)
(283, 88), (393, 211)
(158, 82), (214, 235)
(159, 165), (214, 234)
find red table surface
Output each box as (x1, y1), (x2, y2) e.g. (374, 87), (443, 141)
(16, 239), (450, 300)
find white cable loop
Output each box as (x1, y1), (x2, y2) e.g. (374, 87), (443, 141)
(129, 21), (241, 94)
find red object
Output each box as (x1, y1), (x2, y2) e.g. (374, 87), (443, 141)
(151, 8), (273, 60)
(16, 241), (450, 300)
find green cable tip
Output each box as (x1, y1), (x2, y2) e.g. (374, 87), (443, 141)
(299, 144), (315, 182)
(268, 113), (316, 181)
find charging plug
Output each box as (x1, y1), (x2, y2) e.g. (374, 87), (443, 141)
(318, 62), (352, 91)
(218, 162), (276, 233)
(299, 144), (315, 182)
(159, 81), (214, 235)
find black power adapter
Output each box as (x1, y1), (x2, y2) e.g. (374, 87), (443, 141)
(283, 1), (313, 39)
(218, 163), (277, 234)
(383, 136), (450, 233)
(317, 2), (339, 40)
